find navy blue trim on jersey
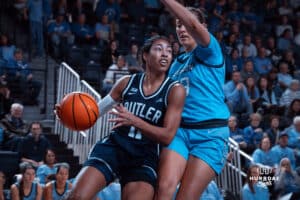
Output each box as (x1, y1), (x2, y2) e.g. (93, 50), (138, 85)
(180, 119), (228, 129)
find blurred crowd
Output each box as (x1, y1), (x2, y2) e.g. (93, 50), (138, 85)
(1, 0), (300, 199)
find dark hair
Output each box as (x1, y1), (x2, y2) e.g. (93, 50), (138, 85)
(186, 7), (207, 23)
(43, 149), (56, 164)
(19, 162), (36, 199)
(55, 162), (70, 174)
(246, 165), (259, 194)
(141, 35), (170, 64)
(29, 121), (43, 130)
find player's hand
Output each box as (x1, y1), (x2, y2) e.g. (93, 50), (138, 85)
(109, 104), (136, 129)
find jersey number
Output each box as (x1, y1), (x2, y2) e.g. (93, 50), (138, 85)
(128, 126), (142, 140)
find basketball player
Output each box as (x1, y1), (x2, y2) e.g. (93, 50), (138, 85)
(43, 163), (72, 200)
(61, 35), (186, 200)
(155, 1), (230, 200)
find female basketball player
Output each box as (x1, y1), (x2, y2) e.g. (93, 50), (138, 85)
(61, 35), (186, 200)
(155, 1), (230, 200)
(43, 163), (72, 200)
(11, 162), (43, 200)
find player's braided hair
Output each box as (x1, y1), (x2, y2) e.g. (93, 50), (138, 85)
(186, 7), (207, 24)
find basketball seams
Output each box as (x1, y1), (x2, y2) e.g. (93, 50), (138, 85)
(81, 93), (99, 115)
(78, 93), (93, 128)
(59, 92), (99, 131)
(72, 93), (78, 130)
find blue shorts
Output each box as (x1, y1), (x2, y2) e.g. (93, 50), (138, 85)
(167, 126), (229, 174)
(84, 136), (158, 188)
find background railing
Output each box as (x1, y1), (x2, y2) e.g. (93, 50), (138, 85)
(55, 62), (254, 197)
(54, 62), (113, 164)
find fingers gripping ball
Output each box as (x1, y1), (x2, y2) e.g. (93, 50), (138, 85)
(57, 92), (99, 131)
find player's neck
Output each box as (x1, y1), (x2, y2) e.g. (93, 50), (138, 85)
(143, 73), (166, 95)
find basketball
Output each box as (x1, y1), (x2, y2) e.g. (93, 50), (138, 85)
(57, 92), (99, 131)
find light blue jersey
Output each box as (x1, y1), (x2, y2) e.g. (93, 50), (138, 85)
(167, 34), (230, 174)
(51, 181), (70, 200)
(169, 33), (230, 123)
(15, 182), (38, 200)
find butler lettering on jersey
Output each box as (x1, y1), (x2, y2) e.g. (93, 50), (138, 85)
(124, 102), (162, 123)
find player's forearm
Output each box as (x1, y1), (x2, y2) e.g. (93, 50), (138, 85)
(160, 0), (210, 46)
(132, 117), (177, 145)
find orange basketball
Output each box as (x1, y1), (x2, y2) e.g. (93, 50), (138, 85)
(57, 92), (99, 131)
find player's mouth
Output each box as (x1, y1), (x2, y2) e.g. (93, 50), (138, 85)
(179, 34), (189, 40)
(159, 59), (168, 66)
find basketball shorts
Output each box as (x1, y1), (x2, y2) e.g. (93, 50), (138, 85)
(84, 135), (158, 188)
(167, 126), (229, 174)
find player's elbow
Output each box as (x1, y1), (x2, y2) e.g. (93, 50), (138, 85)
(160, 130), (176, 146)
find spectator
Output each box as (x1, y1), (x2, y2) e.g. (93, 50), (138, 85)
(267, 67), (282, 102)
(223, 71), (253, 120)
(280, 50), (299, 77)
(252, 136), (276, 168)
(243, 113), (264, 154)
(71, 13), (94, 46)
(228, 115), (247, 150)
(47, 12), (74, 59)
(237, 34), (257, 58)
(226, 1), (242, 25)
(43, 163), (72, 200)
(240, 46), (254, 64)
(280, 79), (300, 107)
(95, 14), (112, 48)
(0, 82), (12, 120)
(102, 55), (129, 95)
(274, 158), (300, 197)
(265, 115), (281, 146)
(10, 162), (43, 200)
(24, 0), (44, 57)
(225, 48), (243, 77)
(0, 34), (16, 66)
(95, 0), (120, 23)
(283, 99), (300, 128)
(223, 33), (238, 57)
(209, 0), (226, 33)
(277, 29), (293, 52)
(240, 3), (257, 33)
(241, 165), (269, 200)
(265, 36), (282, 66)
(100, 39), (119, 73)
(18, 121), (52, 167)
(244, 76), (259, 111)
(287, 116), (300, 150)
(271, 131), (296, 169)
(256, 76), (279, 115)
(7, 49), (42, 105)
(36, 149), (57, 185)
(276, 15), (294, 38)
(240, 60), (258, 83)
(0, 103), (28, 151)
(125, 43), (143, 73)
(0, 171), (10, 200)
(277, 61), (293, 91)
(253, 47), (273, 75)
